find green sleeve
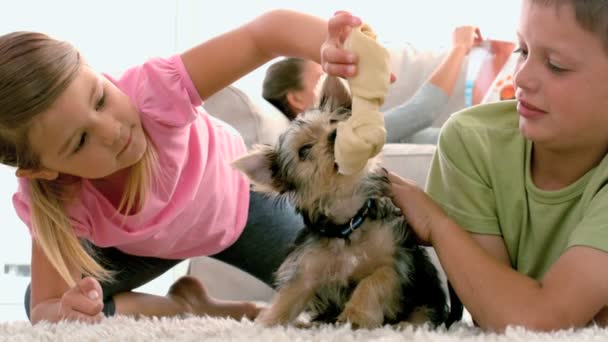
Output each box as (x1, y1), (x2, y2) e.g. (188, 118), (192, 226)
(426, 112), (501, 235)
(568, 185), (608, 252)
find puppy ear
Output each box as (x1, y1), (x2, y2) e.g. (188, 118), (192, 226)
(232, 145), (275, 189)
(317, 76), (352, 114)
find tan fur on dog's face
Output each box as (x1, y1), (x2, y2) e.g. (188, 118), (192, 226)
(234, 76), (384, 223)
(276, 109), (342, 194)
(234, 108), (380, 223)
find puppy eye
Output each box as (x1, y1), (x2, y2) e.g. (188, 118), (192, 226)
(328, 129), (337, 144)
(329, 119), (339, 124)
(298, 144), (313, 160)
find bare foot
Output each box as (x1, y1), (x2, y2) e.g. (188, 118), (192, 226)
(167, 276), (261, 320)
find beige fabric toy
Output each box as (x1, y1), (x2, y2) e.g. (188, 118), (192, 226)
(335, 24), (391, 175)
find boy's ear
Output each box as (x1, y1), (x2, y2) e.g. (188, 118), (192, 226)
(231, 145), (276, 191)
(317, 76), (352, 113)
(15, 168), (59, 180)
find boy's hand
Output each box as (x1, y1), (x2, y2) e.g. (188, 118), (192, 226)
(58, 276), (104, 323)
(388, 171), (449, 245)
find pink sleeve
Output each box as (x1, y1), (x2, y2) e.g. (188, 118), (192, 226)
(107, 55), (203, 127)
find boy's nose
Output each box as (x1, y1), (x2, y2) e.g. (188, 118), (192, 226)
(513, 59), (538, 93)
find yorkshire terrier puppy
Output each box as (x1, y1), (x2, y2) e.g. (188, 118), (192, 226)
(233, 77), (461, 329)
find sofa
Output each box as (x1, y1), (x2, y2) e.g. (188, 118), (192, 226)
(187, 44), (517, 302)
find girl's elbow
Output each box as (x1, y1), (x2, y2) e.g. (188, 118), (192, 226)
(29, 306), (45, 325)
(30, 301), (62, 325)
(474, 314), (515, 333)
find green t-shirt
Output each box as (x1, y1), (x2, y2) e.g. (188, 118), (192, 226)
(426, 100), (608, 280)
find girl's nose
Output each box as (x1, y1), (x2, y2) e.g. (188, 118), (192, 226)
(96, 117), (121, 147)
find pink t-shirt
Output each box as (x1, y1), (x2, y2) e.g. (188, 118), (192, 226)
(13, 55), (250, 259)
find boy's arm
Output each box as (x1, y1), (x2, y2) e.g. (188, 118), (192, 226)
(428, 26), (481, 96)
(390, 170), (608, 332)
(433, 219), (608, 332)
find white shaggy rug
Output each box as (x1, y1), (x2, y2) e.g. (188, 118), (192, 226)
(1, 316), (608, 342)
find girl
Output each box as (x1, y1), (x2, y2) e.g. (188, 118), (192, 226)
(0, 10), (362, 324)
(388, 0), (608, 332)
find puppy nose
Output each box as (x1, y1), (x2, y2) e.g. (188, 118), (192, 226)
(328, 129), (337, 145)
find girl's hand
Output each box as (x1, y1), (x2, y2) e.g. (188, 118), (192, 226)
(321, 11), (361, 78)
(452, 26), (483, 54)
(321, 11), (396, 82)
(388, 171), (450, 245)
(58, 276), (104, 323)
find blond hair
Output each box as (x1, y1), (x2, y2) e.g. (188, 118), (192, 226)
(0, 31), (157, 287)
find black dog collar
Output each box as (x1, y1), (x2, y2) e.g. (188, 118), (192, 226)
(307, 199), (373, 239)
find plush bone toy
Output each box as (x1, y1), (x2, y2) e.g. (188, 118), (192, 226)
(334, 23), (391, 175)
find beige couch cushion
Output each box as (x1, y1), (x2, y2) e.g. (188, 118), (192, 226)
(203, 86), (290, 148)
(381, 143), (435, 187)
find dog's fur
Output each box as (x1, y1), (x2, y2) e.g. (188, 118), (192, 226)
(233, 77), (460, 329)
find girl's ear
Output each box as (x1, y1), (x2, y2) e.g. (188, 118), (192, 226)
(16, 168), (59, 180)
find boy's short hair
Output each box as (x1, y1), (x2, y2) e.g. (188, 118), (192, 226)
(532, 0), (608, 51)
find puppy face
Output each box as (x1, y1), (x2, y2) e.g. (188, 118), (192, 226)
(233, 76), (378, 217)
(234, 110), (347, 204)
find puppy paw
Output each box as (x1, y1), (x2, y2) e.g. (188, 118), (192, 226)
(255, 308), (291, 327)
(337, 306), (383, 329)
(293, 317), (312, 329)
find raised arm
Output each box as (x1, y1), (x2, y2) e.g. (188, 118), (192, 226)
(429, 26), (481, 96)
(181, 10), (361, 100)
(383, 26), (481, 142)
